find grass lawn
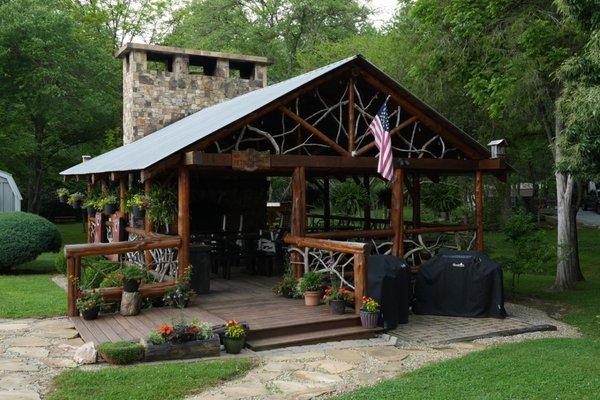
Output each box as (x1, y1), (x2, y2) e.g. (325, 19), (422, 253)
(336, 226), (600, 400)
(0, 222), (85, 318)
(48, 358), (254, 400)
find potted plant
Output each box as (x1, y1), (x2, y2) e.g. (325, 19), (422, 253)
(67, 192), (85, 209)
(56, 188), (69, 203)
(127, 194), (153, 219)
(299, 271), (323, 306)
(83, 197), (98, 217)
(99, 194), (118, 216)
(163, 265), (195, 308)
(360, 296), (380, 329)
(75, 289), (104, 320)
(223, 320), (246, 354)
(121, 266), (146, 292)
(141, 319), (219, 361)
(272, 271), (300, 298)
(323, 286), (353, 315)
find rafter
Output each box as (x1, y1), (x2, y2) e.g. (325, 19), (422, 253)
(354, 115), (419, 156)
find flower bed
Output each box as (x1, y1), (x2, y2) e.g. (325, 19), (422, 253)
(140, 320), (220, 362)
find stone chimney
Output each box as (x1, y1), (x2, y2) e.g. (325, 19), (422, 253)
(117, 43), (272, 144)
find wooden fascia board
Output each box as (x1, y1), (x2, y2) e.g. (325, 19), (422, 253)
(140, 154), (183, 183)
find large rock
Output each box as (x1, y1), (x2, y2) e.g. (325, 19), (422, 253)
(74, 342), (96, 365)
(120, 291), (142, 316)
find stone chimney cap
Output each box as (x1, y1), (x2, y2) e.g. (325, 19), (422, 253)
(116, 42), (273, 65)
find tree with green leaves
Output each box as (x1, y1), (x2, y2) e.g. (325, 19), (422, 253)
(166, 0), (372, 81)
(0, 0), (121, 212)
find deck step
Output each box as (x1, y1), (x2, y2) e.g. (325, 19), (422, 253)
(246, 313), (361, 340)
(246, 325), (383, 351)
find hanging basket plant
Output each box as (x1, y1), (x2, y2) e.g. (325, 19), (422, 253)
(56, 188), (70, 203)
(127, 194), (153, 219)
(67, 192), (85, 209)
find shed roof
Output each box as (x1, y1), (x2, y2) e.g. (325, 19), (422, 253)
(0, 170), (22, 201)
(61, 55), (490, 177)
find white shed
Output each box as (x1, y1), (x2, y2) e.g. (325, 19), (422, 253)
(0, 170), (22, 212)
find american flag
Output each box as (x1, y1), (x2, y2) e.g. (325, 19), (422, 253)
(368, 103), (393, 181)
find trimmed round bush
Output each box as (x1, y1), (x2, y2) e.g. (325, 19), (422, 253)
(0, 212), (61, 271)
(97, 341), (144, 365)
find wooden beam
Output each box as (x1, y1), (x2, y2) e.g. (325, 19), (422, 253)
(284, 235), (369, 255)
(348, 77), (355, 152)
(475, 170), (484, 251)
(354, 116), (419, 156)
(291, 167), (307, 278)
(405, 224), (476, 235)
(279, 106), (351, 157)
(391, 168), (405, 256)
(359, 71), (482, 160)
(307, 229), (393, 240)
(141, 154), (182, 183)
(65, 236), (182, 258)
(177, 167), (190, 277)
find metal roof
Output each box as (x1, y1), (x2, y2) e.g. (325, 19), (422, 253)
(61, 56), (357, 176)
(61, 55), (491, 176)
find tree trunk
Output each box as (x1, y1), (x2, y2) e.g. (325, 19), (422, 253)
(27, 117), (45, 213)
(553, 119), (584, 290)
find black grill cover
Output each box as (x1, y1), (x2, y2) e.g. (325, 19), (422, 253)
(367, 255), (411, 329)
(413, 251), (507, 318)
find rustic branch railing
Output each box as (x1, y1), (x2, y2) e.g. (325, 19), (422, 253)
(284, 235), (370, 314)
(64, 235), (182, 317)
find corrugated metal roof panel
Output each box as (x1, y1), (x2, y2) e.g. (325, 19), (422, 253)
(61, 56), (357, 176)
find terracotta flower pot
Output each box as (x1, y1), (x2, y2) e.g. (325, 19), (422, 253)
(329, 299), (346, 315)
(303, 291), (321, 306)
(223, 336), (245, 354)
(360, 310), (379, 329)
(81, 307), (99, 320)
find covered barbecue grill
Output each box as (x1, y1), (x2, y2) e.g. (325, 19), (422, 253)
(413, 251), (507, 318)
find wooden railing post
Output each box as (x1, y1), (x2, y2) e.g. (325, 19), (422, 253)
(291, 167), (306, 278)
(178, 166), (190, 277)
(353, 252), (367, 314)
(66, 255), (80, 317)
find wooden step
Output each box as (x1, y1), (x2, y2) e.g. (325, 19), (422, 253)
(246, 313), (361, 340)
(246, 325), (383, 351)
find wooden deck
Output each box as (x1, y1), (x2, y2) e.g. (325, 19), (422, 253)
(71, 275), (381, 350)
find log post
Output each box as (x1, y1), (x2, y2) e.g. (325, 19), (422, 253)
(323, 176), (331, 232)
(87, 180), (93, 243)
(353, 252), (367, 314)
(119, 176), (127, 214)
(291, 167), (306, 278)
(178, 167), (190, 277)
(475, 170), (484, 252)
(348, 76), (355, 153)
(67, 256), (80, 317)
(144, 179), (153, 267)
(391, 168), (405, 256)
(412, 173), (421, 228)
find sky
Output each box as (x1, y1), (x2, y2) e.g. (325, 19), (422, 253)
(364, 0), (400, 28)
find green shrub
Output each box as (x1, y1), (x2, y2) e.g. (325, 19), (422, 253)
(422, 181), (462, 221)
(55, 251), (67, 274)
(331, 181), (369, 216)
(80, 259), (122, 289)
(97, 341), (144, 365)
(0, 212), (62, 271)
(299, 271), (323, 292)
(99, 267), (155, 289)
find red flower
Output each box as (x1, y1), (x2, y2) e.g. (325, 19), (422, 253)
(158, 323), (173, 336)
(226, 320), (238, 327)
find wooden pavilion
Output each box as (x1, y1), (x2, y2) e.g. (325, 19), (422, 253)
(61, 55), (510, 349)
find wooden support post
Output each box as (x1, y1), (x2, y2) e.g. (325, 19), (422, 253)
(363, 175), (371, 230)
(353, 253), (367, 314)
(475, 170), (484, 252)
(291, 167), (306, 278)
(66, 256), (80, 317)
(100, 178), (107, 194)
(178, 167), (190, 277)
(348, 77), (355, 153)
(144, 179), (153, 267)
(412, 173), (421, 228)
(119, 177), (127, 213)
(323, 176), (331, 232)
(391, 168), (405, 257)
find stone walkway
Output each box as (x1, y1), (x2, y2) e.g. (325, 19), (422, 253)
(0, 301), (580, 400)
(0, 318), (81, 400)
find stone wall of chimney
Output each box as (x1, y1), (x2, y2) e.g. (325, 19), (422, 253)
(122, 48), (267, 144)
